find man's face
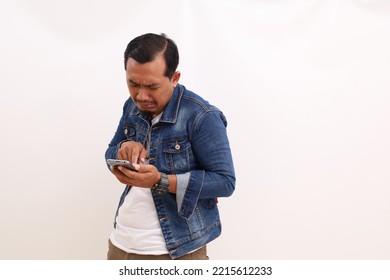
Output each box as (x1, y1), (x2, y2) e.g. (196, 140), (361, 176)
(125, 53), (180, 118)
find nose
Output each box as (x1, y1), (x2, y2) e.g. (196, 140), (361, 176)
(137, 87), (150, 101)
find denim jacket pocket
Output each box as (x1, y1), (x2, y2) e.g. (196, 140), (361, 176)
(123, 124), (136, 140)
(163, 138), (192, 172)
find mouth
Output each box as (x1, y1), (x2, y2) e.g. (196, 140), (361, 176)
(137, 101), (156, 111)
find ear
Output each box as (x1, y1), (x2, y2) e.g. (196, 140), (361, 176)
(171, 71), (181, 87)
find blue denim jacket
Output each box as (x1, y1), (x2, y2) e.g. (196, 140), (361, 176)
(105, 84), (235, 258)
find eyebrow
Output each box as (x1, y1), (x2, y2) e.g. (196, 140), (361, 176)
(128, 79), (159, 87)
(128, 79), (139, 85)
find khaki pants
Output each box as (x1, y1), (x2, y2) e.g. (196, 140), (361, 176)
(107, 240), (209, 260)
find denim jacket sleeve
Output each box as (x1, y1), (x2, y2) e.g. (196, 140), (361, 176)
(104, 99), (130, 168)
(178, 109), (235, 219)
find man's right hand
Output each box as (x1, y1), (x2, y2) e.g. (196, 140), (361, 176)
(117, 141), (147, 164)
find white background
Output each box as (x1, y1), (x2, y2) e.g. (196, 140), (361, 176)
(0, 0), (389, 259)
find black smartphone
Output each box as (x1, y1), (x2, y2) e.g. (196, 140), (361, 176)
(106, 159), (137, 171)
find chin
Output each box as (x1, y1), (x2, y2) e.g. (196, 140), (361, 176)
(139, 110), (154, 119)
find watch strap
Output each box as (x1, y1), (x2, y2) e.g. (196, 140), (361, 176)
(152, 172), (169, 195)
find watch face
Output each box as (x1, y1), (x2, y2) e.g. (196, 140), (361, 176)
(152, 173), (169, 195)
(152, 184), (168, 195)
(153, 186), (167, 195)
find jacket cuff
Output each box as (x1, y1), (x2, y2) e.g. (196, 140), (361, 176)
(175, 173), (191, 212)
(177, 170), (204, 219)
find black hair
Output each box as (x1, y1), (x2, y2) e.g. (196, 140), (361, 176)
(124, 33), (179, 78)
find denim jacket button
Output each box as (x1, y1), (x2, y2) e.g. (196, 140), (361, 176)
(175, 144), (180, 150)
(160, 216), (168, 222)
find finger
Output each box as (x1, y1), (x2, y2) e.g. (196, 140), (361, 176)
(131, 142), (146, 163)
(123, 142), (133, 159)
(118, 146), (134, 162)
(118, 166), (137, 177)
(139, 148), (147, 163)
(131, 148), (141, 164)
(133, 163), (155, 173)
(111, 167), (128, 184)
(119, 141), (142, 162)
(111, 166), (123, 176)
(132, 163), (141, 172)
(117, 148), (126, 160)
(113, 166), (140, 186)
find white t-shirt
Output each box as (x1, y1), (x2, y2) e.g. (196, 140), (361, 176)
(109, 187), (168, 254)
(109, 114), (168, 255)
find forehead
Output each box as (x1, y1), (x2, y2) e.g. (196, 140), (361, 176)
(125, 54), (167, 82)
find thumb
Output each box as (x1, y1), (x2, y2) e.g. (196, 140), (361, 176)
(133, 163), (154, 173)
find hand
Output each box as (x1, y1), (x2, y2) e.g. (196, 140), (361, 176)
(117, 141), (147, 164)
(111, 163), (160, 188)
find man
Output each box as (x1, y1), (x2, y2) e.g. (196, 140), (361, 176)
(105, 33), (235, 260)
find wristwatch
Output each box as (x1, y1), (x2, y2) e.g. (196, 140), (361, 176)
(152, 173), (169, 195)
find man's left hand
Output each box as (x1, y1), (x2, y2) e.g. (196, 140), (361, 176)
(111, 163), (160, 188)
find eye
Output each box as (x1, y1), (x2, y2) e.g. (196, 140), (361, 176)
(127, 80), (140, 88)
(129, 82), (139, 88)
